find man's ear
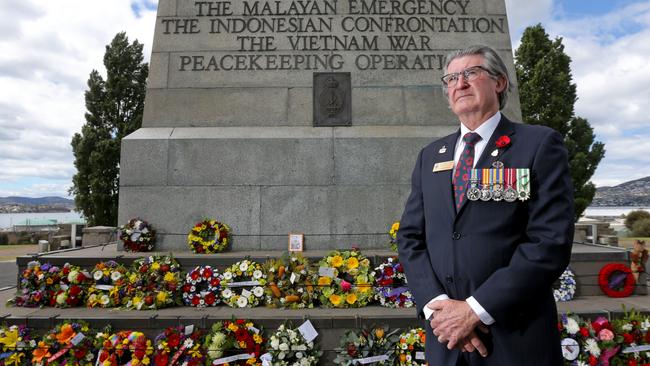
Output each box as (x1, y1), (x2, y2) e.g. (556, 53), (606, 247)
(495, 75), (507, 93)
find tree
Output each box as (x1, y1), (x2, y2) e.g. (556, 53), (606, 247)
(632, 218), (650, 237)
(625, 210), (650, 231)
(70, 32), (148, 226)
(515, 24), (605, 221)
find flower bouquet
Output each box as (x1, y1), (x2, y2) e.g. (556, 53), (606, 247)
(373, 256), (414, 308)
(123, 255), (182, 310)
(187, 219), (231, 254)
(34, 320), (95, 366)
(52, 264), (92, 308)
(87, 260), (129, 308)
(554, 267), (576, 302)
(119, 217), (156, 252)
(265, 254), (316, 309)
(266, 322), (321, 366)
(204, 319), (264, 365)
(396, 328), (426, 366)
(316, 249), (374, 308)
(389, 221), (400, 252)
(9, 261), (61, 307)
(95, 330), (153, 366)
(611, 310), (650, 365)
(182, 265), (222, 307)
(153, 325), (207, 366)
(220, 259), (267, 308)
(334, 325), (399, 366)
(0, 324), (34, 365)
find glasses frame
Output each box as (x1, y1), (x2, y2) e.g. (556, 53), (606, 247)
(441, 65), (490, 87)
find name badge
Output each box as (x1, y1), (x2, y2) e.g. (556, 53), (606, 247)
(433, 160), (454, 172)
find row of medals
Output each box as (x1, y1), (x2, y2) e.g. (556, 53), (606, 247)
(466, 167), (530, 202)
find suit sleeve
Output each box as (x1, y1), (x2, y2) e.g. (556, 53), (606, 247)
(397, 149), (447, 318)
(472, 129), (574, 323)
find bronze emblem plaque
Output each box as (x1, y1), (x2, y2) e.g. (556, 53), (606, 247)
(313, 72), (351, 127)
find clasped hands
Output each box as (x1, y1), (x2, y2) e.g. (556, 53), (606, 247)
(427, 299), (489, 357)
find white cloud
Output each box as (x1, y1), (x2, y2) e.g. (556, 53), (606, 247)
(0, 0), (157, 197)
(505, 0), (554, 42)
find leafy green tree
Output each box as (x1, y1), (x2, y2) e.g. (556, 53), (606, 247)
(625, 210), (650, 231)
(632, 218), (650, 237)
(70, 32), (148, 225)
(515, 24), (605, 221)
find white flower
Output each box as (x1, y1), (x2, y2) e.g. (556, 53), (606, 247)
(237, 296), (248, 307)
(253, 270), (263, 279)
(223, 272), (233, 280)
(56, 292), (67, 305)
(239, 261), (249, 272)
(183, 339), (194, 348)
(406, 355), (412, 361)
(93, 271), (103, 281)
(642, 319), (650, 331)
(253, 287), (264, 297)
(279, 343), (289, 351)
(222, 289), (232, 299)
(565, 317), (580, 335)
(68, 270), (79, 283)
(585, 338), (601, 357)
(271, 338), (280, 349)
(100, 295), (110, 305)
(296, 352), (303, 359)
(111, 271), (122, 281)
(622, 323), (633, 331)
(300, 358), (310, 366)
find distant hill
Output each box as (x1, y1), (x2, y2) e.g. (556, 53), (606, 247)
(593, 176), (650, 206)
(0, 196), (74, 206)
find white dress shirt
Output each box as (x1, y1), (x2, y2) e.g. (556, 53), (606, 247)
(422, 111), (501, 325)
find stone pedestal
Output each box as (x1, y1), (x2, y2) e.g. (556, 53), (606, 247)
(81, 226), (116, 246)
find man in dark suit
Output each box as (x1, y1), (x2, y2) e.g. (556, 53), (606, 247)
(397, 45), (574, 365)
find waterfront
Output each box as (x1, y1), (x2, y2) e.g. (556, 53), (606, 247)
(583, 206), (649, 217)
(0, 211), (84, 229)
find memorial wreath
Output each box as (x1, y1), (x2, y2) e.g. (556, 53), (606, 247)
(153, 325), (207, 366)
(87, 260), (129, 308)
(187, 218), (231, 254)
(204, 319), (264, 366)
(317, 249), (374, 308)
(181, 265), (222, 307)
(265, 254), (316, 309)
(123, 255), (182, 310)
(266, 322), (321, 366)
(34, 320), (95, 366)
(119, 218), (156, 252)
(220, 259), (267, 308)
(553, 267), (576, 302)
(334, 326), (399, 366)
(598, 263), (636, 298)
(373, 256), (414, 308)
(396, 328), (427, 366)
(95, 330), (153, 366)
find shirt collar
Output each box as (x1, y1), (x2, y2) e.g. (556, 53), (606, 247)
(459, 111), (501, 142)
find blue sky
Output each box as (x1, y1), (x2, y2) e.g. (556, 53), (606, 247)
(0, 0), (649, 197)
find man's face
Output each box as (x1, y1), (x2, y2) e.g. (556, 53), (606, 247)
(445, 55), (504, 118)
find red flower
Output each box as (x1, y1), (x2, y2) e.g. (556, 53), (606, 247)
(192, 296), (201, 306)
(75, 347), (87, 359)
(623, 333), (635, 344)
(203, 268), (213, 278)
(69, 285), (82, 296)
(205, 293), (216, 305)
(383, 267), (394, 276)
(629, 360), (638, 366)
(210, 278), (220, 287)
(495, 135), (510, 148)
(589, 355), (597, 366)
(155, 353), (169, 366)
(168, 333), (180, 348)
(190, 271), (200, 281)
(580, 327), (589, 337)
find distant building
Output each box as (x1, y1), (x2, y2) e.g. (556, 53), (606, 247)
(12, 219), (60, 232)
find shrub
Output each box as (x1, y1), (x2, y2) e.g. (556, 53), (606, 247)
(625, 210), (650, 231)
(632, 218), (650, 237)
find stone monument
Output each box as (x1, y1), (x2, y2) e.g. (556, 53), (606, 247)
(118, 0), (522, 251)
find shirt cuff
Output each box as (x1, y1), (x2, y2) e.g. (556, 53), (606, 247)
(422, 294), (450, 320)
(466, 296), (495, 325)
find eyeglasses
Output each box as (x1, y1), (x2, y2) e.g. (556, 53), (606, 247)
(441, 66), (489, 87)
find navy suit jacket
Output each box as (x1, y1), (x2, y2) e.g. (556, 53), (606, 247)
(397, 116), (574, 365)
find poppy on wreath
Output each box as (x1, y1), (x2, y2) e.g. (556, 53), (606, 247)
(598, 263), (636, 298)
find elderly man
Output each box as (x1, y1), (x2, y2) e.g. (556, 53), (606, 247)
(397, 45), (574, 365)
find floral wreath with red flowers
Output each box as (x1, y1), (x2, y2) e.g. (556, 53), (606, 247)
(95, 330), (153, 366)
(153, 326), (207, 366)
(123, 255), (182, 310)
(612, 310), (650, 364)
(10, 261), (61, 307)
(373, 256), (414, 308)
(204, 319), (265, 366)
(187, 219), (231, 254)
(53, 264), (92, 308)
(182, 265), (222, 307)
(495, 135), (511, 148)
(598, 263), (636, 298)
(396, 328), (427, 366)
(119, 218), (156, 252)
(34, 320), (95, 366)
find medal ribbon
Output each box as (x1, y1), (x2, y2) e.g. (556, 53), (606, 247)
(470, 169), (478, 185)
(496, 168), (503, 187)
(489, 168), (495, 189)
(517, 169), (530, 198)
(505, 168), (514, 189)
(482, 169), (489, 189)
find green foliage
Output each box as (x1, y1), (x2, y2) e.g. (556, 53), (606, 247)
(625, 210), (650, 231)
(70, 32), (148, 226)
(632, 218), (650, 237)
(515, 24), (605, 221)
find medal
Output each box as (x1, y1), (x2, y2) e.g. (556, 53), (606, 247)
(504, 168), (518, 202)
(480, 169), (492, 201)
(492, 168), (504, 201)
(439, 145), (447, 154)
(467, 169), (480, 201)
(492, 161), (504, 169)
(517, 168), (530, 201)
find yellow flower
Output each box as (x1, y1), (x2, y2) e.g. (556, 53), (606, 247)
(156, 291), (169, 304)
(151, 262), (160, 271)
(375, 328), (385, 338)
(360, 258), (370, 268)
(228, 323), (238, 332)
(347, 257), (359, 269)
(331, 255), (344, 267)
(391, 221), (400, 233)
(142, 356), (150, 365)
(329, 294), (342, 305)
(318, 277), (332, 286)
(129, 273), (138, 283)
(163, 272), (176, 282)
(253, 334), (262, 344)
(239, 340), (246, 348)
(133, 296), (143, 306)
(345, 293), (357, 304)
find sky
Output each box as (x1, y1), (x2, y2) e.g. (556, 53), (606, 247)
(0, 0), (649, 198)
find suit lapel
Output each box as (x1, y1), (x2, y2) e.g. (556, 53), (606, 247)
(430, 131), (460, 220)
(455, 116), (516, 217)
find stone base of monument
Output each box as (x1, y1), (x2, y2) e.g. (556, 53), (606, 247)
(5, 242), (643, 362)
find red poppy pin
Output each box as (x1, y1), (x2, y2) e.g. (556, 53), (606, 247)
(495, 135), (511, 148)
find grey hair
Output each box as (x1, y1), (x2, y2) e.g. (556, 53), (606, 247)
(442, 45), (511, 110)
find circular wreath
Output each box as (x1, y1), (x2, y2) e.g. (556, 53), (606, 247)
(554, 267), (577, 302)
(374, 256), (414, 308)
(187, 219), (231, 254)
(204, 319), (264, 365)
(221, 259), (267, 308)
(317, 249), (374, 308)
(11, 261), (60, 307)
(123, 255), (182, 310)
(87, 260), (129, 308)
(153, 326), (206, 366)
(267, 322), (321, 366)
(53, 264), (92, 308)
(265, 254), (316, 309)
(119, 218), (156, 252)
(396, 328), (427, 366)
(599, 263), (636, 298)
(0, 324), (33, 365)
(182, 265), (222, 307)
(334, 326), (398, 366)
(95, 330), (153, 366)
(36, 320), (95, 366)
(389, 221), (400, 252)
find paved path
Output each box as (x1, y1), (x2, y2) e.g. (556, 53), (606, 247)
(0, 244), (37, 289)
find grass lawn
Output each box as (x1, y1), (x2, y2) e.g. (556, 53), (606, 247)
(0, 244), (38, 261)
